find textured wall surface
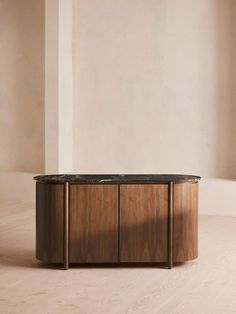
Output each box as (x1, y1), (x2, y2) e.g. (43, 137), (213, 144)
(0, 0), (45, 173)
(73, 0), (236, 178)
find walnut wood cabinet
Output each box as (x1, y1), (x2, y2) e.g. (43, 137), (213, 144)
(35, 175), (200, 269)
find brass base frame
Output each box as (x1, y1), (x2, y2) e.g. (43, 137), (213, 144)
(168, 182), (173, 269)
(63, 182), (69, 270)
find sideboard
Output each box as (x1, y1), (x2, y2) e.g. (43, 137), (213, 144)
(34, 174), (201, 270)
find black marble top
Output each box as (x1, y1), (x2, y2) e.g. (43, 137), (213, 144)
(34, 174), (201, 184)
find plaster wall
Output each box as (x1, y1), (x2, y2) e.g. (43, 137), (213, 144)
(73, 0), (236, 178)
(0, 0), (45, 173)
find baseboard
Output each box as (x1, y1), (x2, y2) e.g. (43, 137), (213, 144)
(0, 171), (37, 203)
(199, 178), (236, 216)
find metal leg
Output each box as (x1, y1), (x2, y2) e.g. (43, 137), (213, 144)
(168, 182), (173, 269)
(64, 182), (69, 270)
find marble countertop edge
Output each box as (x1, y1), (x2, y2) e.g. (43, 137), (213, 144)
(33, 174), (201, 184)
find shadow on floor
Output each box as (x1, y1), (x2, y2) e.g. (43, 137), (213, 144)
(0, 247), (62, 270)
(0, 246), (187, 270)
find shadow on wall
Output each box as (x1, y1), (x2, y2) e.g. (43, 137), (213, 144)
(213, 0), (236, 179)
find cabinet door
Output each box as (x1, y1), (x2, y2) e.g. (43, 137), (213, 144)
(120, 184), (168, 262)
(70, 184), (118, 263)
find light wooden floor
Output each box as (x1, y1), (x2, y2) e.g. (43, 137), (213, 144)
(1, 199), (236, 314)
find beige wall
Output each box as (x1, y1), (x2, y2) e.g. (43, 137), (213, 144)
(0, 0), (45, 173)
(45, 0), (74, 174)
(73, 0), (236, 178)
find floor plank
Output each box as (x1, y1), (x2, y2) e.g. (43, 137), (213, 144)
(0, 200), (236, 313)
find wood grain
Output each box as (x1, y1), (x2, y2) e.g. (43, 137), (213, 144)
(70, 184), (118, 263)
(36, 181), (198, 265)
(120, 184), (168, 262)
(173, 182), (198, 262)
(36, 182), (64, 263)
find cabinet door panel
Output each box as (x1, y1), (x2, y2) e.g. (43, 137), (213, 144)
(36, 183), (64, 263)
(120, 184), (168, 262)
(70, 184), (118, 263)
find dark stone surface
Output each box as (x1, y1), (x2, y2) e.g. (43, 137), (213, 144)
(34, 174), (201, 184)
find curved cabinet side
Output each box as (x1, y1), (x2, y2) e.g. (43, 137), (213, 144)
(173, 182), (198, 262)
(36, 182), (64, 263)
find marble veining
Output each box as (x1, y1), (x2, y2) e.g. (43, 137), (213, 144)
(34, 174), (201, 184)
